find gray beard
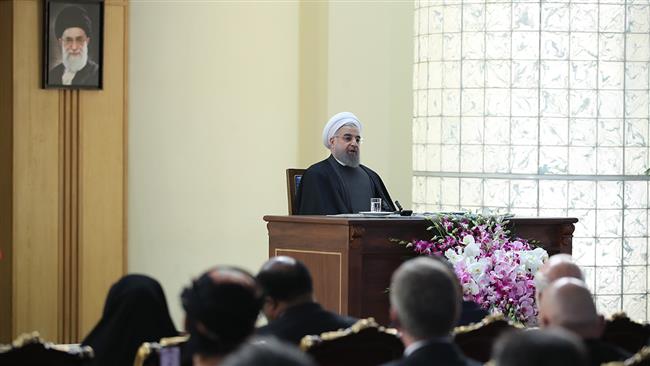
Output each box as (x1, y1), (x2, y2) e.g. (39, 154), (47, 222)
(62, 45), (88, 73)
(334, 151), (360, 168)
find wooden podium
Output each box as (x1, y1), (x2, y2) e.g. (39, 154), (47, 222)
(263, 215), (577, 326)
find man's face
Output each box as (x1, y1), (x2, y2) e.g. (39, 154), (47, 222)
(329, 125), (361, 167)
(59, 27), (90, 72)
(60, 27), (89, 55)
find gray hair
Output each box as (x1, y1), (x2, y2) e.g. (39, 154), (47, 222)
(390, 256), (461, 339)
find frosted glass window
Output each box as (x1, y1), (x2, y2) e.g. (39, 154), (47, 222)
(413, 0), (650, 321)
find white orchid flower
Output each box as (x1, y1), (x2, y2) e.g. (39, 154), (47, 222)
(445, 248), (463, 264)
(467, 260), (488, 278)
(462, 235), (476, 246)
(466, 279), (480, 295)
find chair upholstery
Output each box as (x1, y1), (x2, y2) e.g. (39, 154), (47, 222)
(134, 335), (189, 366)
(452, 314), (522, 363)
(623, 346), (650, 366)
(286, 168), (306, 215)
(602, 313), (650, 354)
(0, 332), (93, 366)
(300, 318), (404, 366)
(602, 346), (650, 366)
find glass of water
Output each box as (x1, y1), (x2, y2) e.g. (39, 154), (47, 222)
(370, 198), (382, 212)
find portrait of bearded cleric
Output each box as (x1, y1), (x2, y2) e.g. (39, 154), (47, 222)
(43, 0), (103, 89)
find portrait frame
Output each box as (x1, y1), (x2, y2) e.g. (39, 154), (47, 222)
(42, 0), (104, 89)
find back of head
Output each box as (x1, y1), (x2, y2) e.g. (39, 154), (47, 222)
(538, 278), (602, 338)
(536, 254), (584, 296)
(493, 328), (588, 366)
(182, 266), (261, 357)
(256, 256), (313, 302)
(82, 274), (178, 366)
(390, 256), (461, 339)
(221, 337), (316, 366)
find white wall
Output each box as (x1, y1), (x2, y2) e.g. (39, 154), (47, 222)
(129, 1), (412, 327)
(129, 2), (300, 325)
(326, 2), (413, 207)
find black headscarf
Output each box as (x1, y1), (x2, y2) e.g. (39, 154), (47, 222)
(82, 274), (178, 366)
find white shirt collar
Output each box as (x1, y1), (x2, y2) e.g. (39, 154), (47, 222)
(403, 336), (453, 357)
(62, 70), (76, 85)
(332, 155), (347, 167)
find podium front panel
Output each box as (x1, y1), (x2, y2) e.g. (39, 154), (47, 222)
(264, 215), (576, 326)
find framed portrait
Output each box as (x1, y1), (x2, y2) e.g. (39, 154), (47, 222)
(42, 0), (104, 89)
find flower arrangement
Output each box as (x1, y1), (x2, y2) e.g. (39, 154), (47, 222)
(397, 213), (548, 326)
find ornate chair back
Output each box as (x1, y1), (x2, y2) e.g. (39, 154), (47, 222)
(602, 313), (650, 354)
(286, 168), (306, 215)
(0, 332), (93, 366)
(452, 314), (521, 363)
(603, 346), (650, 366)
(300, 318), (404, 366)
(623, 346), (650, 366)
(134, 335), (189, 366)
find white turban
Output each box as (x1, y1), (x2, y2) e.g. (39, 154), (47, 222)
(322, 112), (363, 149)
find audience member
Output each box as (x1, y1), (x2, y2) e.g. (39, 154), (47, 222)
(181, 266), (261, 366)
(220, 337), (316, 366)
(256, 256), (357, 344)
(382, 256), (479, 366)
(493, 328), (588, 366)
(82, 274), (178, 366)
(458, 298), (488, 326)
(538, 277), (631, 365)
(535, 253), (584, 299)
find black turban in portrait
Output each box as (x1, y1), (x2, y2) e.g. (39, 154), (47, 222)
(55, 5), (92, 38)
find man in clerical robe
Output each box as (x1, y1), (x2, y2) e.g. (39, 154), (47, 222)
(48, 6), (100, 87)
(295, 112), (395, 215)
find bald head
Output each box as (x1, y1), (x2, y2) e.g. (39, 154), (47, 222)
(538, 278), (603, 339)
(257, 256), (314, 321)
(257, 256), (313, 301)
(536, 254), (583, 297)
(181, 266), (261, 357)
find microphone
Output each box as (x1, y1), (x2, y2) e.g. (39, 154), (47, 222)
(394, 201), (412, 216)
(395, 200), (404, 211)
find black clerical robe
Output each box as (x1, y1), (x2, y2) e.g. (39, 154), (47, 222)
(48, 60), (99, 87)
(295, 155), (396, 215)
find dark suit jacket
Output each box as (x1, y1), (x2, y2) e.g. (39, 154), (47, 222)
(48, 60), (99, 86)
(381, 340), (481, 366)
(256, 302), (357, 344)
(458, 301), (488, 326)
(295, 155), (396, 215)
(585, 338), (631, 366)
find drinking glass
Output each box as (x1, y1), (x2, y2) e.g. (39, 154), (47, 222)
(370, 198), (382, 212)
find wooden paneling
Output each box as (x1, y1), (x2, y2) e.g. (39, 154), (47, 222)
(79, 1), (127, 337)
(59, 90), (81, 343)
(276, 249), (343, 314)
(0, 0), (128, 343)
(13, 0), (62, 341)
(0, 0), (14, 344)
